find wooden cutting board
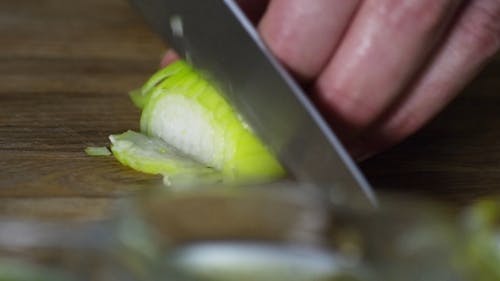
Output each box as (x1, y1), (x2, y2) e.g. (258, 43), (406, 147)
(1, 0), (499, 219)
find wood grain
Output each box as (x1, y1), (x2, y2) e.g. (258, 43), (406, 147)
(0, 0), (165, 219)
(0, 0), (499, 220)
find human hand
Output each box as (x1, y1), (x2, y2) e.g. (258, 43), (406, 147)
(162, 0), (500, 160)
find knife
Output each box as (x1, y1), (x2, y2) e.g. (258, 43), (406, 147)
(129, 0), (377, 208)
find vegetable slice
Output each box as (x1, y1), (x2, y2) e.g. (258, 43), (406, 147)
(139, 61), (285, 184)
(102, 60), (285, 187)
(109, 130), (221, 186)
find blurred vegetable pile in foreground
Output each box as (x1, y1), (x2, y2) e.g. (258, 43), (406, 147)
(1, 186), (500, 281)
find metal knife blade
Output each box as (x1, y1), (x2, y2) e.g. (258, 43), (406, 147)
(130, 0), (377, 207)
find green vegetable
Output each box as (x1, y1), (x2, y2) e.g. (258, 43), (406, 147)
(84, 146), (111, 156)
(460, 200), (500, 280)
(110, 130), (221, 186)
(110, 60), (285, 186)
(129, 61), (190, 110)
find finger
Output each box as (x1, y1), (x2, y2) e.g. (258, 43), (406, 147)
(160, 49), (180, 68)
(352, 0), (500, 159)
(314, 0), (461, 134)
(236, 0), (270, 23)
(258, 0), (361, 81)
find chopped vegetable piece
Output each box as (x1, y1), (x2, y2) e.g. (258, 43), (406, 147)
(85, 146), (111, 156)
(102, 60), (285, 186)
(139, 60), (285, 184)
(109, 130), (221, 186)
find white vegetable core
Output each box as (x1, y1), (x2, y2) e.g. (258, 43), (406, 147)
(149, 94), (225, 169)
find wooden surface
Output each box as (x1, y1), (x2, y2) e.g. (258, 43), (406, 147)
(1, 0), (499, 219)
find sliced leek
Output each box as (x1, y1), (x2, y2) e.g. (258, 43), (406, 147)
(109, 130), (221, 186)
(107, 60), (285, 186)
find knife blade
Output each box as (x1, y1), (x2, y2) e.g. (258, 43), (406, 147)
(129, 0), (377, 207)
